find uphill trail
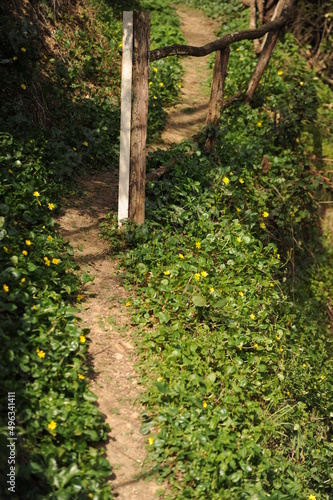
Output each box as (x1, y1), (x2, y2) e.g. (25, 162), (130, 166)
(155, 5), (221, 146)
(56, 4), (220, 499)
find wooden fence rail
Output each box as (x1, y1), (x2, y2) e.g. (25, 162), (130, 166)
(118, 0), (295, 226)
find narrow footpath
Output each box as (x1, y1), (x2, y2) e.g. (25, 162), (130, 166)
(56, 6), (220, 499)
(157, 6), (221, 146)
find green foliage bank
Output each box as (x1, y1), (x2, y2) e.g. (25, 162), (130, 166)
(102, 1), (333, 499)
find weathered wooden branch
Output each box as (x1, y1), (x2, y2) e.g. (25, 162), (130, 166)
(206, 48), (230, 127)
(150, 0), (293, 61)
(249, 0), (261, 54)
(245, 29), (280, 103)
(260, 0), (287, 52)
(145, 160), (176, 184)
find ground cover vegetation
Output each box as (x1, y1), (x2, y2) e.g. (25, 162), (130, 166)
(1, 0), (332, 498)
(0, 0), (183, 497)
(101, 1), (333, 498)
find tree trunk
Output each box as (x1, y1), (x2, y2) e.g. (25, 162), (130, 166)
(205, 48), (230, 149)
(129, 11), (150, 224)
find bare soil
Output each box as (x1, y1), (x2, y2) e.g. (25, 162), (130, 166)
(155, 6), (221, 147)
(56, 6), (221, 499)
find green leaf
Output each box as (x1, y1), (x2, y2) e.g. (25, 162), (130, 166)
(192, 294), (207, 307)
(83, 390), (98, 402)
(154, 381), (170, 394)
(206, 372), (216, 384)
(230, 471), (242, 483)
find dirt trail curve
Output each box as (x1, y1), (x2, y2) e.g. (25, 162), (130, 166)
(157, 6), (221, 146)
(56, 6), (220, 500)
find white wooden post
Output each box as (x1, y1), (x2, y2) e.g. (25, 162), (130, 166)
(118, 11), (133, 226)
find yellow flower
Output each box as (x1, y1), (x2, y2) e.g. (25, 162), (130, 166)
(3, 284), (9, 293)
(195, 241), (201, 249)
(222, 176), (229, 185)
(47, 235), (53, 241)
(8, 169), (13, 174)
(52, 258), (59, 265)
(320, 375), (325, 380)
(83, 141), (88, 147)
(236, 237), (241, 243)
(279, 347), (284, 353)
(77, 294), (84, 302)
(33, 191), (40, 197)
(25, 240), (32, 246)
(21, 47), (26, 52)
(257, 121), (262, 127)
(21, 83), (26, 90)
(178, 83), (181, 89)
(78, 373), (85, 380)
(308, 495), (316, 500)
(302, 363), (306, 368)
(254, 343), (259, 349)
(236, 207), (241, 212)
(48, 203), (55, 210)
(21, 278), (26, 283)
(163, 270), (170, 275)
(202, 401), (207, 408)
(230, 172), (233, 176)
(270, 283), (274, 287)
(148, 437), (154, 445)
(153, 67), (158, 73)
(48, 420), (57, 431)
(250, 313), (255, 320)
(209, 287), (214, 293)
(277, 70), (283, 76)
(200, 271), (208, 278)
(149, 81), (153, 86)
(119, 43), (122, 48)
(300, 81), (304, 86)
(37, 348), (45, 359)
(239, 291), (243, 297)
(13, 56), (18, 61)
(44, 257), (50, 266)
(277, 254), (280, 259)
(153, 95), (157, 99)
(88, 494), (93, 499)
(22, 250), (28, 256)
(194, 273), (200, 281)
(178, 253), (184, 259)
(73, 147), (77, 151)
(239, 178), (244, 184)
(159, 82), (163, 87)
(80, 335), (86, 343)
(125, 301), (131, 306)
(260, 222), (266, 229)
(32, 305), (37, 310)
(276, 335), (280, 340)
(263, 211), (269, 218)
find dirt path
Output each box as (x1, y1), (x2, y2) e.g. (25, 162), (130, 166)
(57, 171), (161, 499)
(56, 6), (220, 500)
(156, 5), (221, 146)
